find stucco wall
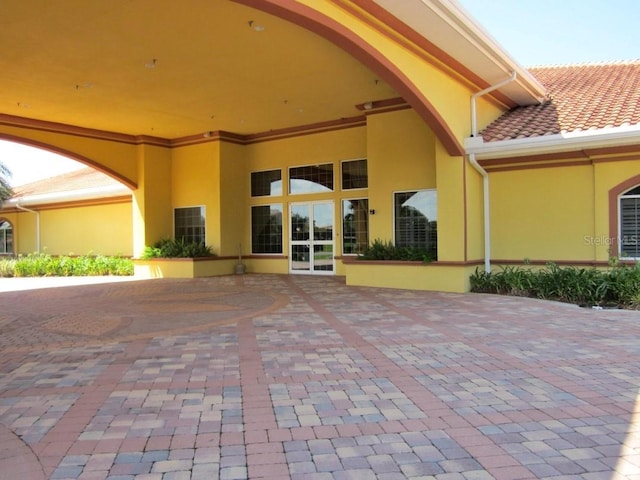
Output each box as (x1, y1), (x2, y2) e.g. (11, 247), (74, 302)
(367, 109), (437, 247)
(160, 108), (446, 274)
(488, 155), (640, 264)
(9, 200), (132, 256)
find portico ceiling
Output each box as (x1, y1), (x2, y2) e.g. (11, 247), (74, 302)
(0, 0), (397, 139)
(0, 0), (543, 141)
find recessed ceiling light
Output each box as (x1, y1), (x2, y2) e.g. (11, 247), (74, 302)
(248, 20), (265, 32)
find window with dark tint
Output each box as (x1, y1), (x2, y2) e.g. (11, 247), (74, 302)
(342, 199), (368, 255)
(289, 164), (333, 194)
(175, 206), (205, 244)
(251, 204), (283, 254)
(251, 170), (282, 197)
(342, 159), (368, 190)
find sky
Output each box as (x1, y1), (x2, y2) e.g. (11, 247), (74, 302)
(0, 140), (84, 187)
(458, 0), (640, 66)
(1, 0), (639, 187)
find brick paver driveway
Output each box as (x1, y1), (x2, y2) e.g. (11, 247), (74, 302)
(0, 274), (639, 479)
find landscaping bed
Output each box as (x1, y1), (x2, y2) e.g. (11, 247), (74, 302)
(470, 262), (640, 309)
(0, 253), (133, 277)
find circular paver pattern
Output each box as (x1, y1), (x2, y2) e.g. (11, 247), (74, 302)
(0, 277), (286, 349)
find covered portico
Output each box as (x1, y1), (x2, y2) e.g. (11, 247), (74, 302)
(0, 1), (544, 290)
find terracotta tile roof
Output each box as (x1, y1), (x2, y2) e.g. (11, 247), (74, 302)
(480, 61), (640, 142)
(11, 167), (128, 199)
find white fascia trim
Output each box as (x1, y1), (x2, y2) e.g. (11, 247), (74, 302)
(465, 124), (640, 159)
(436, 0), (546, 102)
(375, 0), (546, 105)
(6, 184), (131, 207)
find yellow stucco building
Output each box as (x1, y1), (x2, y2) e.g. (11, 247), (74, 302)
(1, 1), (639, 292)
(0, 168), (133, 256)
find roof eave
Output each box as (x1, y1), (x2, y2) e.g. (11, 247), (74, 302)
(373, 0), (546, 106)
(464, 125), (640, 159)
(4, 185), (131, 208)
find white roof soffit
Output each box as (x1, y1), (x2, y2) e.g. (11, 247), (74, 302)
(6, 184), (131, 208)
(372, 0), (546, 106)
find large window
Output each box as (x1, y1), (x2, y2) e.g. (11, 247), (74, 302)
(342, 199), (368, 255)
(175, 206), (205, 244)
(620, 186), (640, 258)
(342, 159), (368, 190)
(394, 190), (437, 258)
(251, 169), (282, 197)
(251, 204), (283, 254)
(289, 164), (333, 194)
(0, 220), (13, 254)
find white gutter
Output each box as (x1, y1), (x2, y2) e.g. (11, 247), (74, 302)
(465, 123), (640, 159)
(468, 71), (517, 273)
(16, 204), (40, 253)
(470, 71), (517, 139)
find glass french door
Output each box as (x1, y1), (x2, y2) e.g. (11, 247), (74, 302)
(290, 201), (335, 274)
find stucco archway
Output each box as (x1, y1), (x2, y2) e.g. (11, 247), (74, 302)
(236, 0), (464, 156)
(0, 134), (137, 190)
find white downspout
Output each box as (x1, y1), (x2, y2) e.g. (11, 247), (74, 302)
(469, 71), (517, 273)
(16, 204), (40, 253)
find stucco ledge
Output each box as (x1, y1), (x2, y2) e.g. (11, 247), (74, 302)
(341, 259), (481, 293)
(133, 256), (238, 279)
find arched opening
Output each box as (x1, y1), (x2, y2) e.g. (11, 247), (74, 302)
(0, 137), (135, 189)
(0, 139), (134, 257)
(235, 0), (463, 156)
(0, 139), (83, 187)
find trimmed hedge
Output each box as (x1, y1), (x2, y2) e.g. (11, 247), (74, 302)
(0, 253), (133, 277)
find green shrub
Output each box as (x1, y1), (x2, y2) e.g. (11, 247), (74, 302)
(142, 238), (214, 259)
(14, 252), (52, 276)
(470, 262), (640, 309)
(5, 253), (133, 277)
(0, 257), (17, 277)
(606, 262), (640, 307)
(358, 239), (435, 262)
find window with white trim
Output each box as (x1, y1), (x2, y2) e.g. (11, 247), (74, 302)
(174, 206), (205, 244)
(0, 220), (13, 254)
(394, 190), (437, 259)
(289, 164), (333, 194)
(619, 186), (640, 258)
